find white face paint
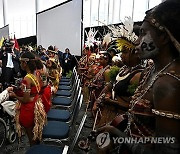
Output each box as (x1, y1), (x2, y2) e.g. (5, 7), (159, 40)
(137, 31), (159, 59)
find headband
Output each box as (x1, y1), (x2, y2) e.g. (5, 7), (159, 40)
(144, 9), (180, 54)
(19, 57), (36, 61)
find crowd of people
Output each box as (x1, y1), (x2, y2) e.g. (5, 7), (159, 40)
(77, 1), (180, 153)
(0, 41), (75, 146)
(0, 0), (179, 153)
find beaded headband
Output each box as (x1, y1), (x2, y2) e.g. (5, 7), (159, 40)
(48, 49), (57, 54)
(19, 57), (36, 62)
(144, 8), (180, 54)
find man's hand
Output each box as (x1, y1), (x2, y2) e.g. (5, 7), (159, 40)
(9, 91), (17, 98)
(6, 87), (13, 92)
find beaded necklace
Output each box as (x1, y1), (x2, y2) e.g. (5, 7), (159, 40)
(92, 65), (110, 83)
(112, 64), (143, 99)
(26, 73), (41, 93)
(125, 59), (177, 137)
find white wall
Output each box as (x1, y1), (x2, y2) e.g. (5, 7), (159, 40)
(0, 24), (9, 39)
(37, 0), (68, 13)
(0, 0), (68, 39)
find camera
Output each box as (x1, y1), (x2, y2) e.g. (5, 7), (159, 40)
(3, 39), (14, 48)
(11, 78), (22, 92)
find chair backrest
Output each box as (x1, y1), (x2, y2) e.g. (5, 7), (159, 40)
(70, 85), (81, 112)
(71, 92), (83, 126)
(70, 78), (80, 101)
(68, 112), (87, 154)
(72, 67), (77, 78)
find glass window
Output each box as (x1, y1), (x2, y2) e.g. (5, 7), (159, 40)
(133, 0), (148, 21)
(91, 0), (99, 26)
(99, 0), (108, 25)
(149, 0), (162, 9)
(20, 16), (27, 38)
(108, 0), (113, 24)
(83, 0), (91, 27)
(113, 0), (121, 24)
(120, 0), (134, 21)
(13, 17), (21, 38)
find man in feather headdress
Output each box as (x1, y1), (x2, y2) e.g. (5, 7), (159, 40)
(96, 1), (180, 154)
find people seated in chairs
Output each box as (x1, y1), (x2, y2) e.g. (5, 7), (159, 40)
(10, 52), (47, 146)
(95, 1), (180, 153)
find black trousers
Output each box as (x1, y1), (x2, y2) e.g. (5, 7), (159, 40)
(2, 67), (14, 88)
(63, 63), (70, 76)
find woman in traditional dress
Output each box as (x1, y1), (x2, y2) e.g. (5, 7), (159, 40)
(96, 1), (180, 153)
(46, 59), (60, 94)
(11, 52), (47, 146)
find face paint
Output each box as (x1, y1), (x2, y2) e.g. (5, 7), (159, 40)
(138, 31), (159, 59)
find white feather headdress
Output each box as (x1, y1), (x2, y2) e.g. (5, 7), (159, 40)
(102, 33), (112, 46)
(108, 16), (138, 43)
(107, 16), (138, 51)
(85, 28), (101, 47)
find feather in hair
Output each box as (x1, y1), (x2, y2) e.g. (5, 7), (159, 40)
(102, 33), (112, 46)
(85, 28), (101, 47)
(108, 16), (138, 43)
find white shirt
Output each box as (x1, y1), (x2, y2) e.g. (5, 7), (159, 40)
(6, 51), (14, 68)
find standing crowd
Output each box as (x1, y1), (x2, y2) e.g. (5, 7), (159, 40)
(0, 42), (75, 146)
(0, 0), (179, 153)
(77, 1), (180, 153)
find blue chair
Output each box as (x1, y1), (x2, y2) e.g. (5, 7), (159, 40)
(52, 80), (80, 110)
(47, 109), (70, 122)
(61, 67), (77, 81)
(59, 67), (78, 86)
(56, 76), (79, 97)
(60, 78), (71, 82)
(26, 112), (87, 154)
(58, 85), (71, 90)
(47, 88), (82, 124)
(43, 121), (69, 139)
(42, 95), (83, 143)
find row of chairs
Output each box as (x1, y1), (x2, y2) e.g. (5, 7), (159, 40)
(26, 67), (87, 154)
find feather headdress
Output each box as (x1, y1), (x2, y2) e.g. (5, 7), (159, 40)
(108, 16), (138, 52)
(102, 33), (112, 46)
(85, 28), (101, 47)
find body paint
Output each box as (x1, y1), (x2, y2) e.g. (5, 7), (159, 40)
(139, 32), (159, 59)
